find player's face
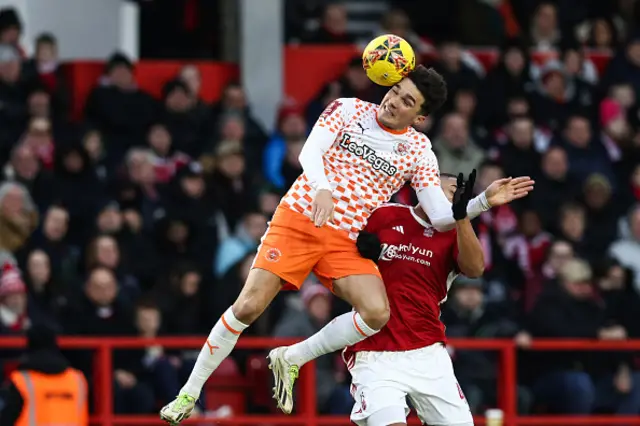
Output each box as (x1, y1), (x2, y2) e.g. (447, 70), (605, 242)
(442, 176), (458, 202)
(378, 78), (426, 130)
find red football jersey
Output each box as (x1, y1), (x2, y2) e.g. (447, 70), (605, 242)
(346, 203), (459, 356)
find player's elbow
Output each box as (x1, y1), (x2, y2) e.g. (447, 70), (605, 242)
(431, 217), (454, 233)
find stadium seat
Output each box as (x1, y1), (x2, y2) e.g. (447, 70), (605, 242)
(245, 354), (272, 410)
(203, 358), (249, 416)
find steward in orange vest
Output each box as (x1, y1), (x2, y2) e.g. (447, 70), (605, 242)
(0, 325), (88, 426)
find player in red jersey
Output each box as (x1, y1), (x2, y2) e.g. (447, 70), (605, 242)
(276, 171), (532, 425)
(344, 171), (525, 426)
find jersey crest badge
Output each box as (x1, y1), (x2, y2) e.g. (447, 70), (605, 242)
(393, 141), (409, 156)
(424, 227), (434, 237)
(265, 248), (282, 262)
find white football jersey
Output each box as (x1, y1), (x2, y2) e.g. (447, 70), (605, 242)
(281, 97), (441, 240)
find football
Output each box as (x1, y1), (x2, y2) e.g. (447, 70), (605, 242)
(362, 34), (416, 86)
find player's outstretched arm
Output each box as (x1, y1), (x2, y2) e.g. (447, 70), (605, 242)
(451, 172), (485, 277)
(412, 151), (491, 232)
(298, 106), (342, 193)
(412, 153), (534, 231)
(298, 99), (349, 226)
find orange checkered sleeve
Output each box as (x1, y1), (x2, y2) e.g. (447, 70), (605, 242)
(316, 99), (346, 134)
(410, 148), (441, 192)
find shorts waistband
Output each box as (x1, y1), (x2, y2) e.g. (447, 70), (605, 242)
(355, 342), (445, 362)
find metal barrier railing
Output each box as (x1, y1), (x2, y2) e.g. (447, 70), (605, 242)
(2, 336), (640, 425)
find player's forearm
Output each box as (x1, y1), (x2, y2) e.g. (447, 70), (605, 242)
(298, 126), (334, 191)
(455, 218), (485, 277)
(416, 188), (490, 232)
(467, 192), (491, 219)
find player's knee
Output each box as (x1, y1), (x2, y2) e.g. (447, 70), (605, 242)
(359, 301), (390, 330)
(231, 268), (282, 324)
(232, 296), (263, 325)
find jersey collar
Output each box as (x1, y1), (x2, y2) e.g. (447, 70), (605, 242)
(375, 113), (409, 135)
(410, 207), (431, 229)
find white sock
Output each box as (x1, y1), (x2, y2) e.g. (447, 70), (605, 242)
(180, 307), (248, 398)
(284, 312), (378, 367)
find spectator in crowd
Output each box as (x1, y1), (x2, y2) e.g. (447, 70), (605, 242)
(178, 65), (206, 107)
(581, 174), (619, 258)
(160, 79), (211, 158)
(84, 53), (156, 166)
(0, 182), (38, 264)
(530, 146), (578, 230)
(130, 298), (184, 407)
(209, 140), (256, 232)
(62, 267), (154, 413)
(526, 258), (602, 414)
(0, 325), (88, 426)
(528, 2), (562, 52)
(560, 115), (615, 186)
(211, 83), (268, 155)
(584, 18), (620, 49)
(0, 262), (30, 334)
(0, 44), (28, 162)
(53, 144), (104, 246)
(263, 102), (308, 190)
(214, 211), (267, 278)
(301, 2), (354, 44)
(541, 239), (575, 283)
(146, 123), (190, 184)
(26, 204), (79, 286)
(478, 38), (533, 130)
(157, 262), (209, 335)
(24, 248), (66, 325)
(22, 33), (70, 116)
(3, 144), (56, 212)
(609, 204), (640, 290)
(602, 32), (640, 98)
(431, 39), (481, 113)
(433, 113), (486, 174)
(496, 116), (541, 179)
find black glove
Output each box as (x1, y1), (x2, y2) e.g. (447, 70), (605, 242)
(356, 231), (382, 261)
(452, 169), (476, 220)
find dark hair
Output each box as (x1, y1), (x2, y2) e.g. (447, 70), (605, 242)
(564, 114), (591, 130)
(440, 172), (458, 179)
(36, 32), (56, 46)
(136, 296), (159, 311)
(478, 159), (503, 171)
(407, 65), (447, 116)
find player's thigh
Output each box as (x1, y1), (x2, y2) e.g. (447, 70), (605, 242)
(350, 353), (410, 426)
(232, 268), (284, 324)
(365, 407), (408, 426)
(252, 206), (323, 290)
(331, 273), (389, 329)
(313, 227), (388, 326)
(408, 345), (473, 426)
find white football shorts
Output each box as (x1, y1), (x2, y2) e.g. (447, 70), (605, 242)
(348, 343), (473, 426)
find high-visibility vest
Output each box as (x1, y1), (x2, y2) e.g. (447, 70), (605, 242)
(10, 368), (88, 426)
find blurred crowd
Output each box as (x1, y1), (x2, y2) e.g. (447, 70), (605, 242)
(0, 0), (639, 419)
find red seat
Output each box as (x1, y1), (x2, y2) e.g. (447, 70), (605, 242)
(245, 354), (273, 410)
(2, 360), (19, 379)
(203, 358), (249, 419)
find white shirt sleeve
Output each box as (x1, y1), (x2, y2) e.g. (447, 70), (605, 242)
(297, 99), (347, 192)
(411, 149), (490, 231)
